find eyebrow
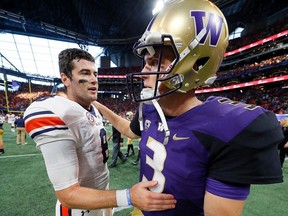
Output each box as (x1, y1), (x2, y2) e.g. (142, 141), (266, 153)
(144, 54), (158, 62)
(78, 68), (97, 74)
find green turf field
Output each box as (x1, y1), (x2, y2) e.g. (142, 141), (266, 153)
(0, 123), (287, 216)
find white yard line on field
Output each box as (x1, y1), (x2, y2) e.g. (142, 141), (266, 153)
(0, 153), (42, 159)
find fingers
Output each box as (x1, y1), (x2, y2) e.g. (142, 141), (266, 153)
(149, 192), (175, 201)
(138, 180), (159, 188)
(140, 203), (176, 211)
(133, 194), (176, 211)
(132, 193), (176, 211)
(130, 181), (176, 211)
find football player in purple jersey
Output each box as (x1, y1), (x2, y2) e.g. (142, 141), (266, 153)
(94, 0), (284, 215)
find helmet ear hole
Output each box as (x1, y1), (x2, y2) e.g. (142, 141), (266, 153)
(194, 57), (209, 71)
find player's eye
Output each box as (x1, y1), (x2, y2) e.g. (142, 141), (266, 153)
(151, 60), (159, 67)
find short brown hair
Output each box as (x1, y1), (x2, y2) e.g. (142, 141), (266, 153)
(58, 48), (95, 78)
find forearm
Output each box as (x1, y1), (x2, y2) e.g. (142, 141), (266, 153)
(56, 184), (117, 209)
(57, 181), (176, 211)
(93, 101), (138, 138)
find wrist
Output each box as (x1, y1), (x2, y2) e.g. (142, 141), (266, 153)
(116, 189), (132, 207)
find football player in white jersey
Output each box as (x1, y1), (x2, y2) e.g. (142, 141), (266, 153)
(6, 112), (16, 132)
(24, 48), (176, 216)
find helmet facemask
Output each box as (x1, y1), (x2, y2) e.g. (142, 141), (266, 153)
(126, 33), (183, 103)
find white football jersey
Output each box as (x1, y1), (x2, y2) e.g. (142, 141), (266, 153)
(0, 115), (5, 124)
(6, 113), (15, 124)
(24, 96), (110, 216)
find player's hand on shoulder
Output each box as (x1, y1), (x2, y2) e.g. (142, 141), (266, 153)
(129, 181), (176, 211)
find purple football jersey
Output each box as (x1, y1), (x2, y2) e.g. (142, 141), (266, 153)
(135, 96), (283, 215)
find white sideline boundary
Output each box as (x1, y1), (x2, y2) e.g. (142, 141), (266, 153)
(0, 145), (130, 159)
(0, 146), (130, 159)
(0, 153), (42, 159)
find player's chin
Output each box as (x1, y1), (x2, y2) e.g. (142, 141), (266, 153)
(91, 95), (98, 101)
(87, 92), (97, 101)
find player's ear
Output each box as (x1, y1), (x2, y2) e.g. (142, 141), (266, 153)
(60, 73), (70, 87)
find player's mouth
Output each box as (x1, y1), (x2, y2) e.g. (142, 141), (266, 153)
(88, 87), (97, 93)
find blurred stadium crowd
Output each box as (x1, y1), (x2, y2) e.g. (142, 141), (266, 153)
(0, 19), (287, 118)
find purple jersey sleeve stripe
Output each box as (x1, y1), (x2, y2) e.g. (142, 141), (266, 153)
(206, 177), (250, 200)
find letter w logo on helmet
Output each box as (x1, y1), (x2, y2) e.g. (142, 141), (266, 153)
(190, 11), (225, 47)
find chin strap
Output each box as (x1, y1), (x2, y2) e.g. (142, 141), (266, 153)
(152, 99), (170, 145)
(138, 99), (170, 145)
(139, 102), (144, 131)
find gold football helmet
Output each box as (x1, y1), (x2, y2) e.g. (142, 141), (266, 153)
(127, 0), (229, 102)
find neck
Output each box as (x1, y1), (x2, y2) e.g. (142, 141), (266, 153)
(158, 90), (202, 116)
(65, 93), (91, 110)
